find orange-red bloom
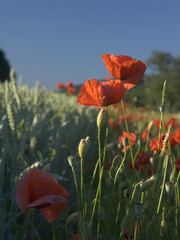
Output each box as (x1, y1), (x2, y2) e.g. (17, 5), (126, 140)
(102, 54), (147, 89)
(118, 131), (136, 152)
(57, 82), (65, 89)
(67, 86), (76, 95)
(66, 81), (73, 88)
(141, 130), (148, 141)
(16, 169), (69, 223)
(175, 128), (180, 144)
(76, 79), (127, 107)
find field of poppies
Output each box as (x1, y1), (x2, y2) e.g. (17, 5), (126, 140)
(0, 54), (180, 240)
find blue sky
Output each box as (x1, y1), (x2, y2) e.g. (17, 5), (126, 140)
(1, 0), (180, 89)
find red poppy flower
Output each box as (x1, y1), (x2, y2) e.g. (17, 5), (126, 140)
(16, 169), (69, 223)
(66, 82), (73, 88)
(57, 83), (65, 89)
(149, 138), (159, 152)
(76, 79), (127, 107)
(153, 118), (160, 129)
(175, 128), (180, 144)
(119, 114), (133, 123)
(141, 130), (148, 141)
(102, 54), (147, 89)
(67, 86), (76, 95)
(165, 117), (179, 129)
(118, 131), (136, 152)
(147, 167), (157, 176)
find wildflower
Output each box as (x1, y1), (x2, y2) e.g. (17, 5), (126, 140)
(67, 86), (76, 95)
(66, 81), (73, 88)
(175, 128), (180, 144)
(165, 117), (179, 129)
(118, 131), (136, 152)
(153, 118), (160, 129)
(16, 169), (69, 223)
(119, 113), (133, 122)
(76, 79), (127, 107)
(141, 130), (148, 141)
(102, 54), (147, 89)
(57, 82), (65, 89)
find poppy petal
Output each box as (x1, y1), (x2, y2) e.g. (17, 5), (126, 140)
(28, 195), (68, 209)
(27, 169), (69, 202)
(102, 54), (147, 88)
(40, 200), (69, 223)
(16, 173), (30, 211)
(76, 79), (105, 106)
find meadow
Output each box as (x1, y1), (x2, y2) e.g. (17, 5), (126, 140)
(0, 63), (180, 240)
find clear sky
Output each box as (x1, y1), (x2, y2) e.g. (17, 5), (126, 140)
(1, 0), (180, 89)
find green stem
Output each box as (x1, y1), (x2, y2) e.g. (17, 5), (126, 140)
(157, 155), (169, 213)
(114, 147), (127, 184)
(80, 156), (84, 219)
(52, 223), (56, 240)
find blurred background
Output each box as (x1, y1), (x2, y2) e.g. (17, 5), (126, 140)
(1, 0), (180, 111)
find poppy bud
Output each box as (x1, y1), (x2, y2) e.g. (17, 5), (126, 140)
(159, 105), (165, 113)
(42, 163), (51, 172)
(121, 211), (133, 234)
(160, 219), (167, 236)
(165, 182), (173, 194)
(78, 137), (90, 158)
(68, 155), (75, 168)
(66, 212), (80, 225)
(139, 175), (156, 192)
(122, 137), (128, 147)
(97, 109), (107, 128)
(135, 203), (144, 218)
(147, 120), (153, 132)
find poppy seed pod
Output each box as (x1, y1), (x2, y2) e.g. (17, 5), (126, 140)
(78, 137), (90, 158)
(97, 109), (107, 128)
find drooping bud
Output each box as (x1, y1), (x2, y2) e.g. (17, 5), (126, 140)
(121, 210), (133, 234)
(160, 219), (167, 236)
(124, 189), (130, 199)
(165, 182), (173, 194)
(97, 108), (107, 128)
(139, 175), (156, 192)
(68, 155), (75, 168)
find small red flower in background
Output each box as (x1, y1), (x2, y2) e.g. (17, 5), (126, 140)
(102, 54), (147, 89)
(67, 86), (76, 95)
(147, 167), (157, 176)
(76, 79), (127, 107)
(149, 137), (159, 152)
(153, 118), (160, 129)
(16, 169), (69, 223)
(57, 82), (65, 89)
(70, 234), (93, 240)
(119, 113), (133, 123)
(165, 117), (179, 129)
(118, 131), (136, 152)
(66, 81), (73, 88)
(175, 128), (180, 144)
(141, 130), (148, 141)
(108, 118), (119, 130)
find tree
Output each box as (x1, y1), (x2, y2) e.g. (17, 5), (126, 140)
(0, 49), (11, 82)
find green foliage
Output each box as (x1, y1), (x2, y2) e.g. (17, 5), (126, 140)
(0, 49), (12, 83)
